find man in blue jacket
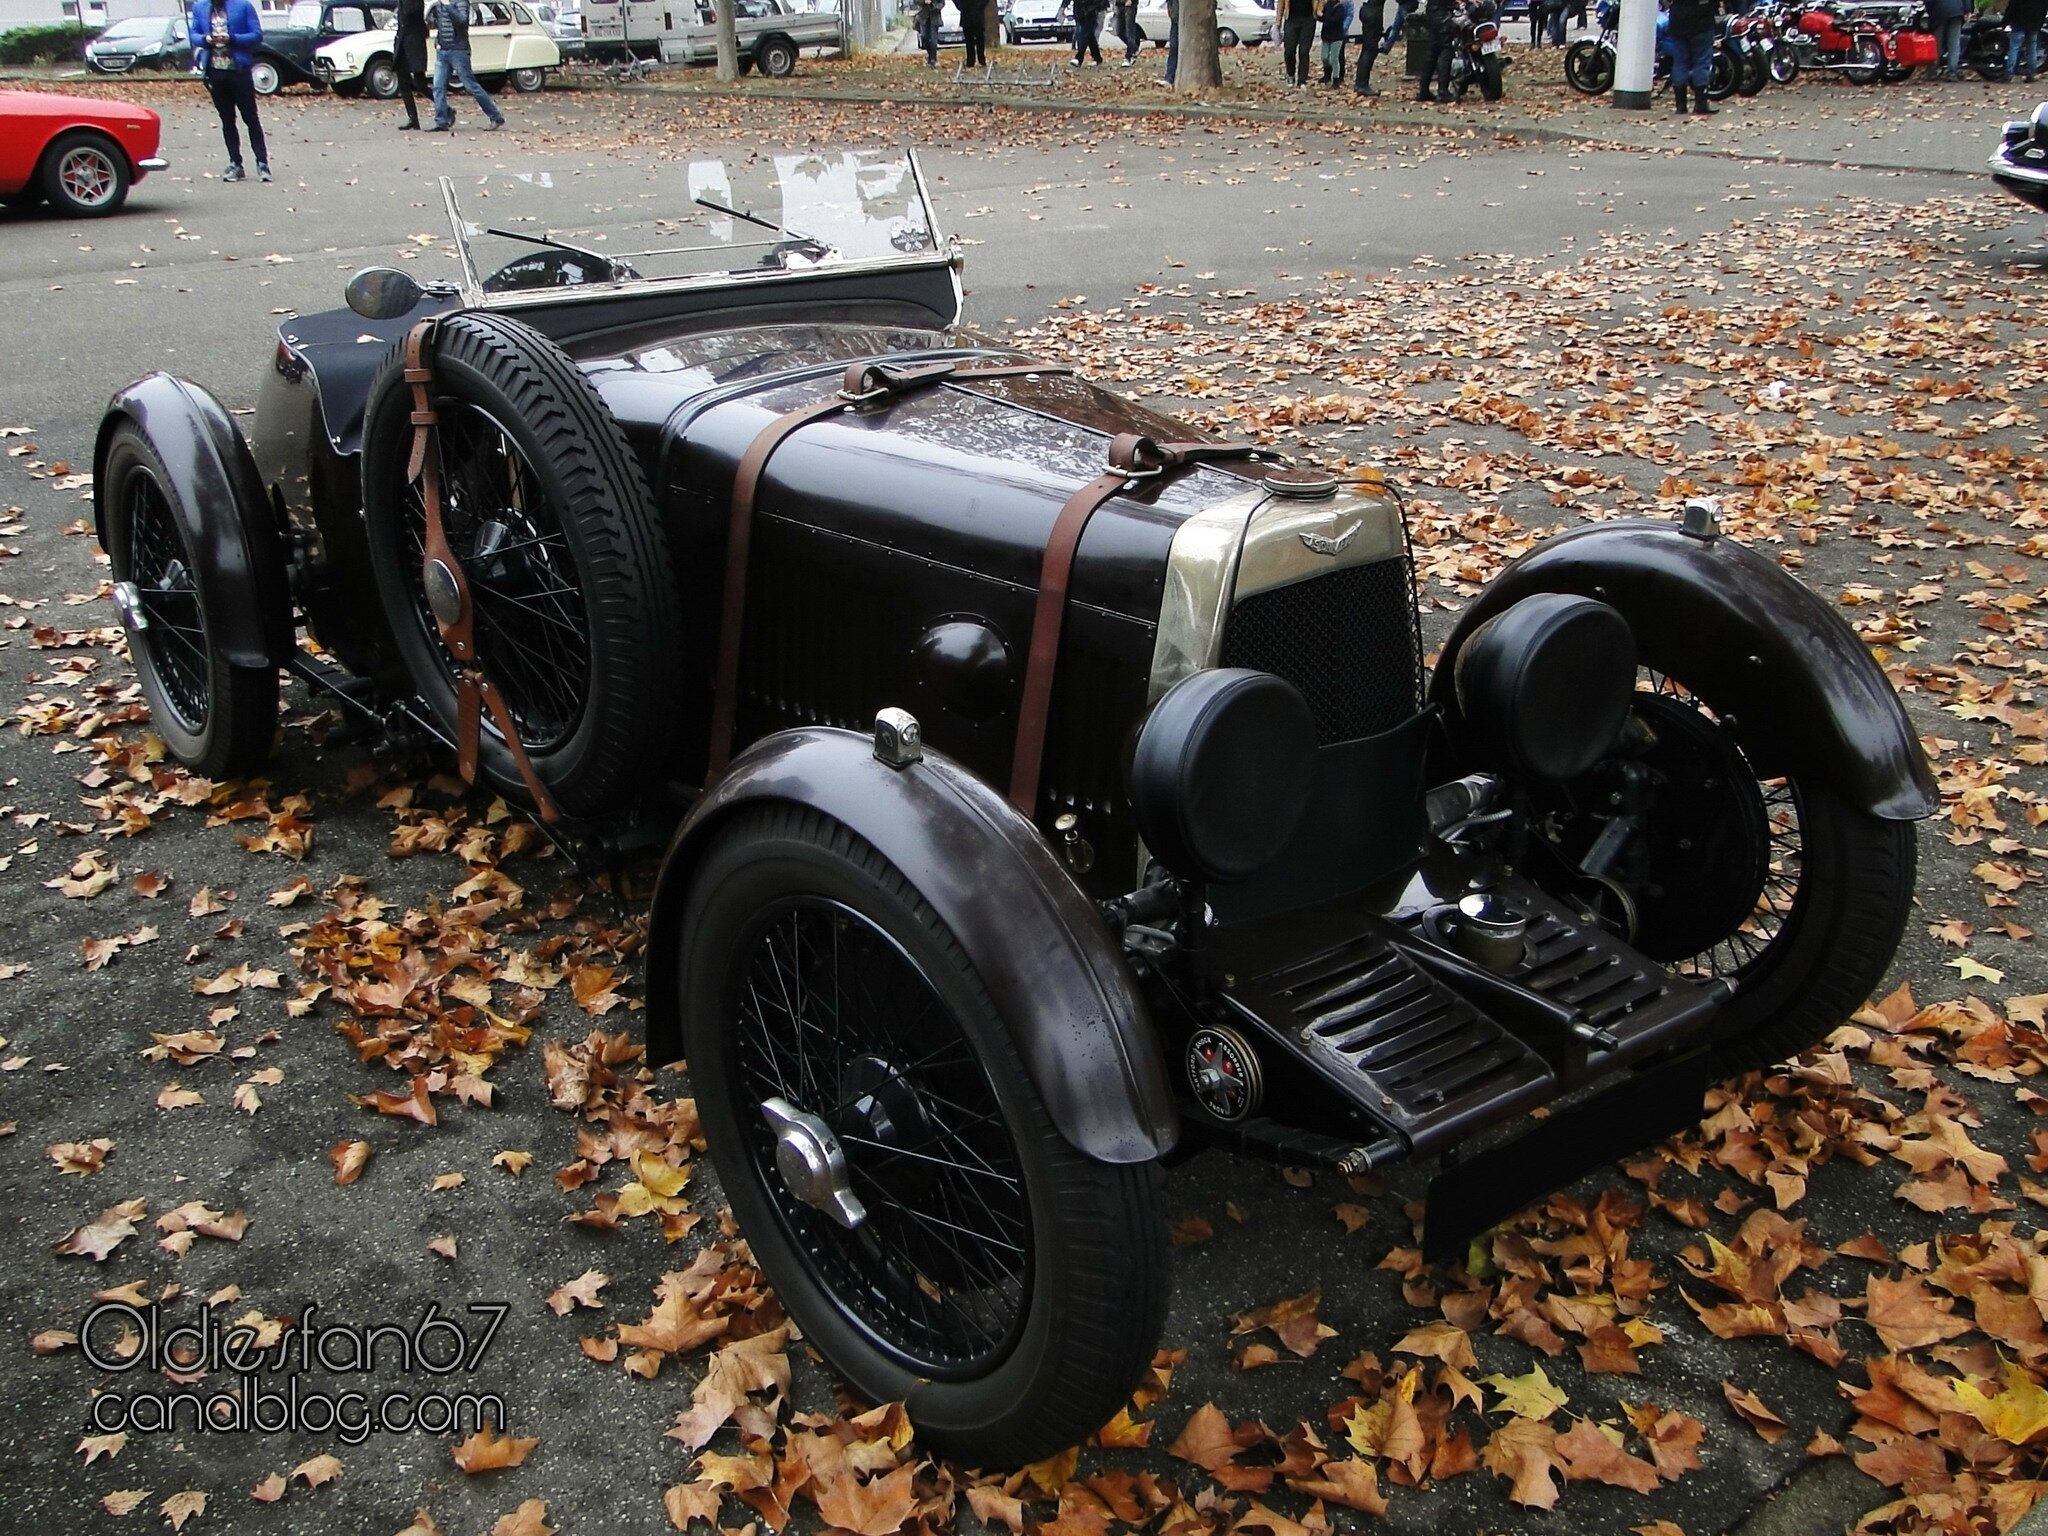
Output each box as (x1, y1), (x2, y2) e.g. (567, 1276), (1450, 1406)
(189, 0), (269, 182)
(427, 0), (506, 129)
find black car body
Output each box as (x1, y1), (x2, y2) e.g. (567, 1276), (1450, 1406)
(84, 16), (195, 73)
(252, 0), (395, 89)
(93, 150), (1935, 1468)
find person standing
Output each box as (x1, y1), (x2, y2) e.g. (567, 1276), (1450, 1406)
(1527, 0), (1547, 45)
(961, 0), (989, 65)
(1319, 0), (1350, 80)
(2007, 0), (2045, 80)
(1927, 0), (1965, 76)
(189, 0), (269, 182)
(1666, 0), (1716, 111)
(1072, 0), (1104, 63)
(1114, 0), (1140, 62)
(1353, 0), (1385, 88)
(1163, 0), (1179, 77)
(1281, 0), (1317, 82)
(1413, 0), (1457, 97)
(426, 0), (506, 128)
(392, 0), (430, 128)
(915, 0), (942, 64)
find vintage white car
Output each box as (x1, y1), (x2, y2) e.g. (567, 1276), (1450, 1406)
(1001, 0), (1270, 49)
(312, 0), (562, 95)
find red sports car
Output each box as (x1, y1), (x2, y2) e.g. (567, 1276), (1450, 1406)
(0, 88), (167, 217)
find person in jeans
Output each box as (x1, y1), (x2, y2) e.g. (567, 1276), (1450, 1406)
(1073, 0), (1105, 62)
(427, 0), (506, 127)
(1114, 0), (1141, 62)
(1666, 0), (1717, 111)
(1319, 0), (1351, 80)
(1927, 0), (1965, 76)
(188, 0), (269, 182)
(1353, 0), (1385, 88)
(1381, 0), (1410, 49)
(2007, 0), (2045, 79)
(393, 0), (430, 128)
(915, 0), (941, 64)
(1281, 0), (1317, 82)
(1163, 0), (1179, 77)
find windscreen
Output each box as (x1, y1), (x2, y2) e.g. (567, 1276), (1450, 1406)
(443, 150), (940, 302)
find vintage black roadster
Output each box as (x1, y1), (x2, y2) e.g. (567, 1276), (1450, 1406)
(95, 150), (1934, 1466)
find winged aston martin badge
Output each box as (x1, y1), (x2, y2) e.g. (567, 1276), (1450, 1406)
(1299, 516), (1362, 557)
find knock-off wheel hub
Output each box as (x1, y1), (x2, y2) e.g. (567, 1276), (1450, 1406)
(761, 1096), (867, 1230)
(425, 558), (464, 626)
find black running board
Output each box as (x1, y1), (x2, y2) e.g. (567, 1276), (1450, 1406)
(1420, 1049), (1714, 1263)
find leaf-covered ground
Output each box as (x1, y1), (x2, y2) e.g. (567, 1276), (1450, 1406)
(0, 81), (2045, 1536)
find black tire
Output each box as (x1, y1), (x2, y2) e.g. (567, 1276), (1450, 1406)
(366, 55), (401, 96)
(1480, 53), (1504, 96)
(250, 57), (282, 93)
(100, 422), (278, 778)
(1565, 37), (1612, 91)
(334, 77), (364, 96)
(41, 131), (129, 217)
(359, 311), (682, 818)
(1843, 32), (1884, 81)
(1769, 42), (1798, 81)
(1705, 46), (1736, 96)
(680, 806), (1169, 1468)
(1881, 57), (1913, 81)
(1970, 35), (2010, 78)
(1218, 24), (1239, 44)
(757, 34), (798, 74)
(510, 64), (547, 90)
(1737, 45), (1766, 92)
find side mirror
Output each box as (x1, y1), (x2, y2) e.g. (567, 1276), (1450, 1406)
(344, 265), (425, 320)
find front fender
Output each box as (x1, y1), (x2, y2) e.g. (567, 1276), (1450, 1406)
(643, 728), (1179, 1165)
(94, 373), (294, 671)
(1430, 519), (1937, 820)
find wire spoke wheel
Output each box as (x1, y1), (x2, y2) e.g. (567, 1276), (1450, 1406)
(399, 400), (594, 754)
(731, 897), (1033, 1377)
(122, 469), (213, 732)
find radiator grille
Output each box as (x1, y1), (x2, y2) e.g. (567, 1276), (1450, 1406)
(1218, 558), (1424, 745)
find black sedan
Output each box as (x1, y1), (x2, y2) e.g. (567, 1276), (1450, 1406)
(84, 16), (194, 73)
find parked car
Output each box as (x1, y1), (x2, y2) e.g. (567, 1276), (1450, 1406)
(652, 0), (846, 72)
(0, 88), (166, 216)
(1129, 0), (1271, 44)
(1000, 0), (1069, 42)
(83, 15), (194, 73)
(550, 1), (585, 51)
(97, 147), (1932, 1470)
(315, 0), (561, 95)
(253, 0), (394, 91)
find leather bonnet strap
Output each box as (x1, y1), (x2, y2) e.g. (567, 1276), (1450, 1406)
(703, 356), (1072, 779)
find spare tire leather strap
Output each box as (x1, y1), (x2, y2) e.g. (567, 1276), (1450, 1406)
(704, 356), (1073, 779)
(402, 320), (560, 823)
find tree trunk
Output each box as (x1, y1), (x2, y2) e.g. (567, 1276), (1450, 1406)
(714, 0), (740, 78)
(983, 0), (1001, 47)
(1177, 0), (1220, 86)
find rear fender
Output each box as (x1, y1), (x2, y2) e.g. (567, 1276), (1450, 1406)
(95, 373), (295, 670)
(643, 727), (1180, 1165)
(1429, 519), (1938, 821)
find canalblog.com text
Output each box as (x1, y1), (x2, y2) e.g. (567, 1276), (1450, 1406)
(77, 1300), (511, 1445)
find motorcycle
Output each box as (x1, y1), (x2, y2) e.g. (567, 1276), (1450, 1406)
(1722, 7), (1778, 93)
(1778, 0), (1933, 82)
(1991, 100), (2048, 213)
(1563, 0), (1736, 98)
(1963, 10), (2013, 78)
(1449, 0), (1509, 99)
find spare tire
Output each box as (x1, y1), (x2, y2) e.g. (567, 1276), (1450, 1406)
(360, 310), (681, 819)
